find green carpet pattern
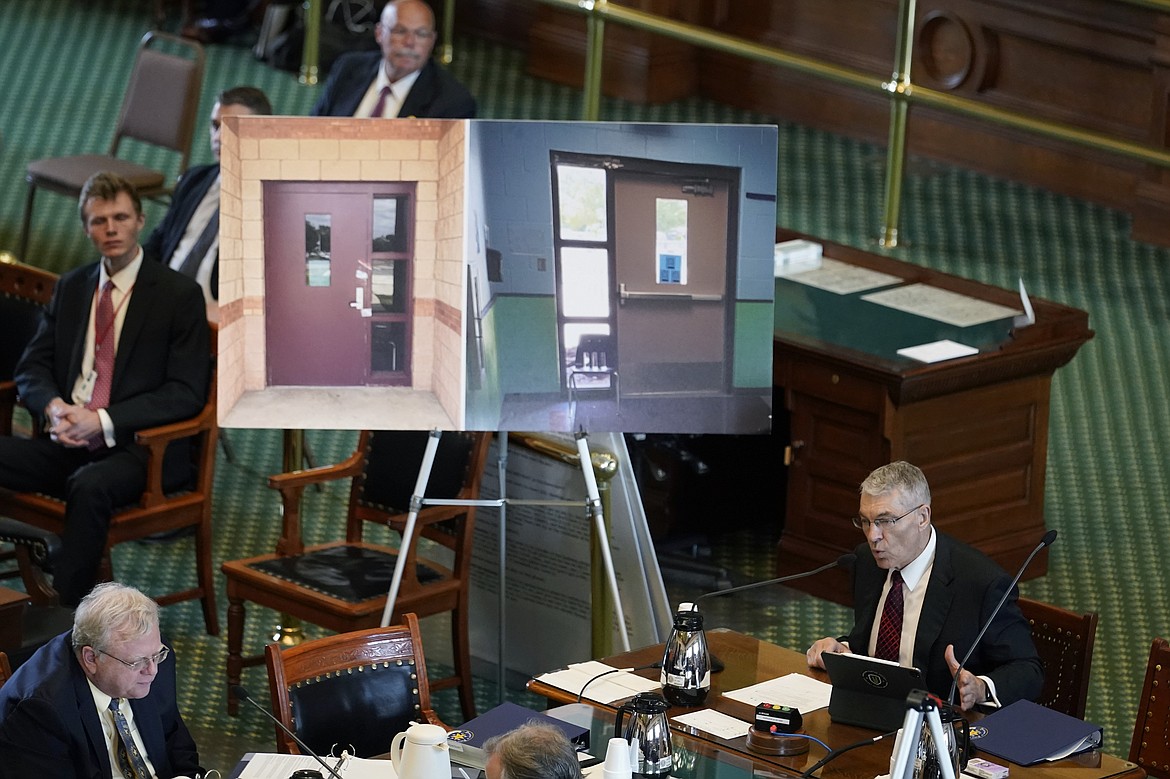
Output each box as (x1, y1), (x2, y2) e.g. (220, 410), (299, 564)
(2, 0), (1170, 771)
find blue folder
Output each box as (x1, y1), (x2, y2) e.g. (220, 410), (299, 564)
(969, 699), (1102, 766)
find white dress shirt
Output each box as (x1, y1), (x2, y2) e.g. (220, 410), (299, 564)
(355, 66), (422, 118)
(87, 680), (160, 779)
(71, 249), (143, 448)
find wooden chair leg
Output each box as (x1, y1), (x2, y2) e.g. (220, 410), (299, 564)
(196, 520), (220, 635)
(452, 601), (476, 721)
(226, 594), (246, 716)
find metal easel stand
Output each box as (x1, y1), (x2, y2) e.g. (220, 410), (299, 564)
(890, 691), (957, 779)
(377, 429), (633, 706)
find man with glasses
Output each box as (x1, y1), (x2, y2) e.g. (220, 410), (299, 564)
(311, 0), (476, 118)
(806, 461), (1043, 711)
(0, 582), (200, 776)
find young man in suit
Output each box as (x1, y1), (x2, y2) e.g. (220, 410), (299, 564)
(311, 0), (476, 119)
(806, 461), (1044, 711)
(143, 85), (273, 319)
(0, 582), (201, 777)
(0, 172), (210, 606)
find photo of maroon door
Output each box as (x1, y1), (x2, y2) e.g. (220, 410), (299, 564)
(264, 181), (415, 387)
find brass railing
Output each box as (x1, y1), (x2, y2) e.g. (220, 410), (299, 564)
(295, 0), (1170, 245)
(537, 0), (1170, 247)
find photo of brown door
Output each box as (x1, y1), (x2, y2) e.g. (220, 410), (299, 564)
(264, 181), (415, 387)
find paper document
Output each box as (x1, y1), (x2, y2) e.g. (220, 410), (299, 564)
(723, 673), (832, 712)
(897, 340), (979, 363)
(535, 661), (661, 704)
(238, 752), (392, 779)
(1014, 278), (1035, 328)
(783, 257), (903, 295)
(862, 283), (1022, 327)
(673, 709), (752, 740)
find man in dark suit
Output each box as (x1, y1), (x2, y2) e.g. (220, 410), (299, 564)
(311, 0), (476, 119)
(0, 172), (210, 606)
(0, 582), (201, 777)
(806, 461), (1044, 711)
(143, 85), (272, 319)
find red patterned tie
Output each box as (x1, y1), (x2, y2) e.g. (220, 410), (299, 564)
(86, 280), (115, 450)
(874, 569), (904, 662)
(370, 85), (393, 117)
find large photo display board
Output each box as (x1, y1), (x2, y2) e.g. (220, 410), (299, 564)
(217, 117), (777, 434)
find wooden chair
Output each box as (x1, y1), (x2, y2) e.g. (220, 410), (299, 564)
(19, 31), (204, 258)
(0, 259), (58, 591)
(0, 259), (57, 437)
(1018, 597), (1098, 719)
(567, 333), (620, 427)
(224, 430), (492, 719)
(265, 614), (445, 758)
(0, 339), (220, 635)
(1131, 637), (1170, 779)
(0, 651), (11, 687)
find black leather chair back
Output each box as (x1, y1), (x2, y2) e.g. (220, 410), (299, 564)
(359, 430), (475, 512)
(288, 657), (424, 759)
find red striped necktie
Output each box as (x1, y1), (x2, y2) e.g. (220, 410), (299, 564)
(874, 569), (904, 662)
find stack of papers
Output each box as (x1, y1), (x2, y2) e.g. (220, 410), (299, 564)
(672, 709), (752, 740)
(534, 661), (661, 704)
(237, 752), (391, 779)
(723, 673), (833, 712)
(235, 753), (483, 779)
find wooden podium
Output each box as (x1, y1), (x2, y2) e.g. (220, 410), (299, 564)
(773, 231), (1093, 605)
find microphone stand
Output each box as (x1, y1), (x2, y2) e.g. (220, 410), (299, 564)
(698, 554), (857, 673)
(232, 685), (346, 779)
(946, 529), (1057, 707)
(698, 554), (857, 601)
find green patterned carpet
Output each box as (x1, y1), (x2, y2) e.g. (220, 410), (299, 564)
(2, 0), (1169, 771)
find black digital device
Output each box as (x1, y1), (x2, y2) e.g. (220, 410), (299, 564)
(754, 702), (803, 734)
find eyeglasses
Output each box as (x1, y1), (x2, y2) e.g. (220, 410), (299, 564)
(388, 25), (435, 40)
(95, 645), (170, 672)
(851, 504), (923, 532)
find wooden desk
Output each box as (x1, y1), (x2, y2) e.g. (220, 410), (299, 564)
(773, 230), (1093, 605)
(529, 630), (1141, 779)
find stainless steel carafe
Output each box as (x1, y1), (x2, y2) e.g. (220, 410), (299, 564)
(660, 602), (711, 706)
(614, 692), (673, 776)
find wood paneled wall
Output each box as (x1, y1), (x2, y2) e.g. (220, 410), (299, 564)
(457, 0), (1170, 246)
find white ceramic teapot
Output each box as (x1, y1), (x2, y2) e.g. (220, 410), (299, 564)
(390, 723), (451, 778)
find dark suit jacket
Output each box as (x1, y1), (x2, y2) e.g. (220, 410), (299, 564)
(846, 531), (1044, 705)
(310, 52), (477, 118)
(15, 257), (210, 455)
(0, 631), (201, 778)
(143, 163), (220, 300)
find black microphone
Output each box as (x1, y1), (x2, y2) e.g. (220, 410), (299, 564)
(946, 529), (1058, 707)
(232, 684), (346, 779)
(577, 662), (662, 703)
(698, 553), (857, 600)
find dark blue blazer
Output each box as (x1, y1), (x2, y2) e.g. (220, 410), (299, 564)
(143, 163), (220, 300)
(311, 52), (477, 118)
(846, 531), (1044, 705)
(0, 631), (201, 778)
